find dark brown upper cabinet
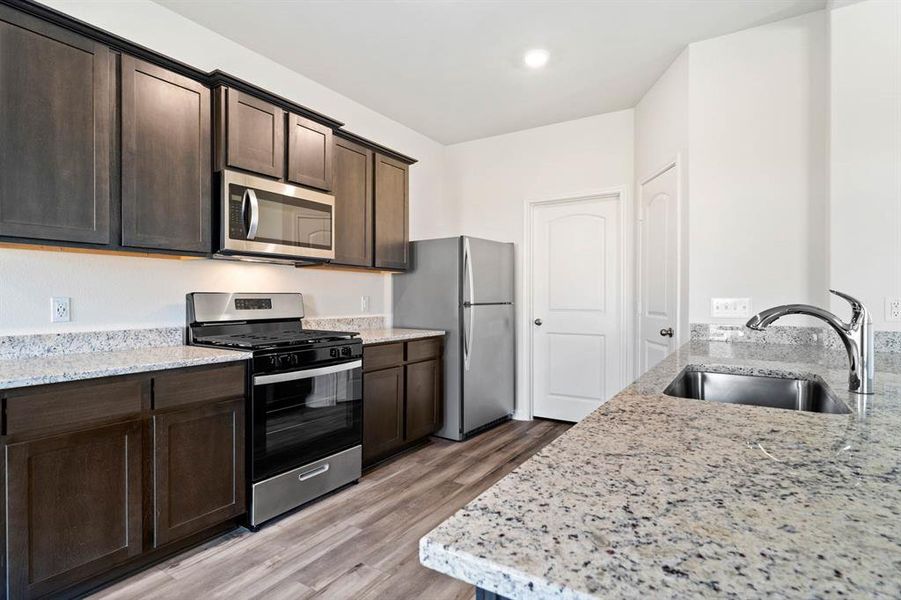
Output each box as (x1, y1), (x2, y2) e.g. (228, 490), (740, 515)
(121, 56), (211, 254)
(216, 87), (285, 179)
(0, 6), (111, 245)
(288, 113), (334, 191)
(373, 153), (410, 270)
(332, 136), (373, 267)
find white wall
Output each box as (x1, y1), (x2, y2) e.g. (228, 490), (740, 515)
(0, 0), (453, 335)
(688, 11), (829, 325)
(829, 0), (901, 329)
(444, 110), (635, 417)
(634, 49), (691, 345)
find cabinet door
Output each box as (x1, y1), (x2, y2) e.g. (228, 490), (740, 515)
(405, 359), (442, 441)
(288, 113), (333, 191)
(6, 420), (143, 599)
(225, 88), (285, 178)
(333, 137), (373, 267)
(153, 398), (245, 547)
(373, 153), (409, 270)
(0, 6), (110, 244)
(121, 56), (211, 253)
(362, 366), (405, 465)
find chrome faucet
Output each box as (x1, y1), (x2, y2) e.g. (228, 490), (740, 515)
(746, 290), (874, 395)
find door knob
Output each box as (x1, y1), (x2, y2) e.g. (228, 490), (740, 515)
(659, 327), (674, 338)
(534, 318), (543, 326)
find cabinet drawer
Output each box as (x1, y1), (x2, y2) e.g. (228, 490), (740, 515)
(363, 343), (404, 372)
(407, 338), (442, 362)
(154, 364), (246, 410)
(4, 378), (146, 436)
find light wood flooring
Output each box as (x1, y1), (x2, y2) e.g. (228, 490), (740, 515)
(89, 418), (570, 600)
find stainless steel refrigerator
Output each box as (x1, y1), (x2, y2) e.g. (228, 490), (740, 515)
(393, 236), (515, 441)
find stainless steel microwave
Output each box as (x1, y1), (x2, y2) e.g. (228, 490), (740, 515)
(217, 170), (336, 263)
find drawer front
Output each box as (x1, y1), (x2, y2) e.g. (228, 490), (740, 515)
(363, 342), (404, 372)
(154, 363), (246, 410)
(5, 378), (146, 436)
(406, 337), (442, 363)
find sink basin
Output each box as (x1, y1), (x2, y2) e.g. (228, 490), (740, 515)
(663, 369), (851, 415)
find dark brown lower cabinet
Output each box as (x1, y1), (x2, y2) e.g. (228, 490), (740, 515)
(405, 359), (441, 441)
(153, 398), (245, 547)
(363, 338), (444, 467)
(1, 363), (247, 598)
(362, 366), (405, 465)
(5, 420), (143, 599)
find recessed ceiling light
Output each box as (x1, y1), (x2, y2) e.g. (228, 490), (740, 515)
(523, 48), (549, 69)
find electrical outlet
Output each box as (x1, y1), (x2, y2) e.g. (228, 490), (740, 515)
(361, 295), (370, 314)
(885, 297), (901, 321)
(711, 297), (751, 318)
(51, 297), (70, 323)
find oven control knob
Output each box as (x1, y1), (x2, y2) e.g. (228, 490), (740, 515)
(278, 355), (291, 367)
(329, 348), (339, 358)
(289, 354), (299, 366)
(341, 347), (351, 357)
(268, 356), (279, 368)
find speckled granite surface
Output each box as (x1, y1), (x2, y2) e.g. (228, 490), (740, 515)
(691, 322), (901, 353)
(420, 341), (901, 599)
(302, 315), (387, 332)
(356, 328), (445, 345)
(0, 327), (184, 360)
(0, 346), (248, 390)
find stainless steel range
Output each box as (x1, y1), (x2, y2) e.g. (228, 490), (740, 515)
(186, 292), (362, 529)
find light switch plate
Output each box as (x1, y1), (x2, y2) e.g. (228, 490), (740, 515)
(711, 297), (751, 318)
(51, 297), (71, 323)
(884, 297), (901, 321)
(361, 295), (370, 314)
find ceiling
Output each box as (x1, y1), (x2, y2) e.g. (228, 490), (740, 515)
(156, 0), (826, 144)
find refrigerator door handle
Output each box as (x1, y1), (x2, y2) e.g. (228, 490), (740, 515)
(463, 238), (475, 371)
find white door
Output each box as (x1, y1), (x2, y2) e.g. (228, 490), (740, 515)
(638, 165), (679, 374)
(531, 196), (622, 422)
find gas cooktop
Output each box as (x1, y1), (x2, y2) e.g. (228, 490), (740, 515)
(192, 327), (356, 350)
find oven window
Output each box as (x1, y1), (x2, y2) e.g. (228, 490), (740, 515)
(230, 184), (332, 250)
(253, 364), (361, 482)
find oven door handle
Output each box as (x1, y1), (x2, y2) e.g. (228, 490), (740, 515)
(253, 360), (361, 386)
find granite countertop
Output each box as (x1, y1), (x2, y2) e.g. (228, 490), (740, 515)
(356, 328), (445, 345)
(420, 341), (901, 598)
(0, 345), (249, 390)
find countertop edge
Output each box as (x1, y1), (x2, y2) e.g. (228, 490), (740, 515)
(419, 537), (594, 600)
(357, 329), (446, 346)
(0, 351), (249, 390)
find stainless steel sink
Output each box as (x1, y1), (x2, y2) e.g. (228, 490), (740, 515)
(663, 369), (851, 415)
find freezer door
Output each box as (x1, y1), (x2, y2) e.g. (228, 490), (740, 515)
(462, 303), (515, 434)
(463, 236), (514, 304)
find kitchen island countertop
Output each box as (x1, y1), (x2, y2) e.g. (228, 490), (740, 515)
(420, 341), (901, 599)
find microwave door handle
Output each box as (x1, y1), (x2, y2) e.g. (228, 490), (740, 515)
(253, 360), (361, 385)
(243, 188), (260, 240)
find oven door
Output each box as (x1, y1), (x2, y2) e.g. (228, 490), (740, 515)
(221, 169), (335, 260)
(251, 360), (361, 483)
